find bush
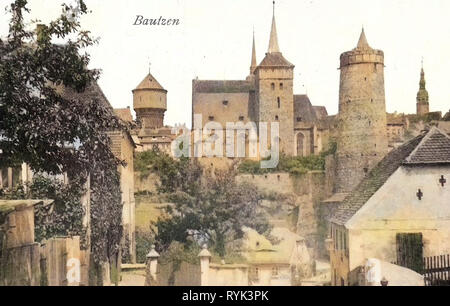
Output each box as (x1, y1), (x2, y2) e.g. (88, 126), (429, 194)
(135, 229), (154, 263)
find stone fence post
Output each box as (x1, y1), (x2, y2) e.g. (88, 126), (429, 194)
(198, 245), (211, 286)
(145, 244), (160, 286)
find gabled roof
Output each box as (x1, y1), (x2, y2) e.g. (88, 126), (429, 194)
(329, 133), (426, 225)
(133, 72), (165, 91)
(404, 127), (450, 165)
(330, 127), (450, 225)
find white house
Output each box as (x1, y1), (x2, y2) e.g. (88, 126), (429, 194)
(328, 127), (450, 286)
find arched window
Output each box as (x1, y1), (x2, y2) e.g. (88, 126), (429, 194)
(277, 97), (280, 108)
(279, 83), (283, 90)
(271, 83), (275, 90)
(275, 115), (279, 121)
(296, 132), (305, 157)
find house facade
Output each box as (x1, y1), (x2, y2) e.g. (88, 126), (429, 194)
(328, 127), (450, 285)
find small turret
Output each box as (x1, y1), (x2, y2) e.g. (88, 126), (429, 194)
(132, 70), (167, 129)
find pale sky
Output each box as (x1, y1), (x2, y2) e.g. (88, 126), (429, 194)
(1, 0), (450, 126)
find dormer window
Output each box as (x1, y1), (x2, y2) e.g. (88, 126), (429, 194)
(222, 100), (228, 106)
(271, 83), (275, 90)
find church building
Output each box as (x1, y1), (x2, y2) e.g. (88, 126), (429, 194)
(191, 3), (328, 160)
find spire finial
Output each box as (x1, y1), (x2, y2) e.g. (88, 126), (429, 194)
(419, 60), (426, 90)
(148, 56), (151, 74)
(273, 1), (275, 16)
(268, 1), (280, 53)
(250, 29), (257, 74)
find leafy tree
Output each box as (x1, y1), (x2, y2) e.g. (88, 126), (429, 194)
(0, 0), (125, 274)
(147, 151), (271, 257)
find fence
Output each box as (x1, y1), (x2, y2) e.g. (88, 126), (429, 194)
(423, 255), (450, 286)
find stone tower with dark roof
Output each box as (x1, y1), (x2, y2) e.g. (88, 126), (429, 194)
(132, 71), (167, 129)
(335, 28), (388, 193)
(416, 64), (429, 115)
(254, 2), (295, 155)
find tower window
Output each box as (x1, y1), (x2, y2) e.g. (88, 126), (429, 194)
(222, 100), (228, 106)
(275, 115), (279, 121)
(208, 116), (214, 121)
(271, 83), (275, 90)
(297, 117), (302, 122)
(280, 83), (283, 90)
(277, 97), (280, 108)
(238, 116), (244, 121)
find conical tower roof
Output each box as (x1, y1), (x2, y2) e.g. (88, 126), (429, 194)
(134, 72), (166, 91)
(257, 1), (294, 69)
(355, 28), (372, 50)
(250, 31), (257, 74)
(268, 6), (280, 53)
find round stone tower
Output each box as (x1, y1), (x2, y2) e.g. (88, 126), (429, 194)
(132, 72), (167, 129)
(335, 29), (388, 193)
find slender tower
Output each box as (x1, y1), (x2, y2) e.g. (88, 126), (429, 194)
(335, 29), (388, 193)
(255, 1), (295, 155)
(416, 62), (429, 115)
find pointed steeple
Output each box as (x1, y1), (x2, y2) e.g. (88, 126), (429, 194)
(356, 27), (371, 50)
(416, 60), (429, 115)
(250, 30), (257, 74)
(419, 59), (426, 90)
(268, 1), (280, 53)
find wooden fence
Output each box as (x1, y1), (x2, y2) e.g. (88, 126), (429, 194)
(423, 255), (450, 286)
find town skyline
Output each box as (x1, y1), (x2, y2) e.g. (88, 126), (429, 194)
(1, 0), (449, 127)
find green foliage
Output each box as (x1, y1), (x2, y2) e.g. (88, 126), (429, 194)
(0, 1), (125, 274)
(135, 149), (203, 194)
(1, 174), (86, 244)
(237, 141), (336, 176)
(153, 166), (272, 257)
(135, 229), (154, 264)
(408, 112), (443, 124)
(137, 151), (272, 258)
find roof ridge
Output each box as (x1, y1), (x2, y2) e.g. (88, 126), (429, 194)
(404, 127), (450, 164)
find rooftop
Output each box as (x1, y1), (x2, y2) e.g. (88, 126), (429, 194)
(330, 127), (450, 225)
(193, 80), (254, 93)
(133, 72), (166, 92)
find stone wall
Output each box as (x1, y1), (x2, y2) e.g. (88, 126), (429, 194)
(336, 47), (388, 193)
(236, 171), (328, 253)
(256, 67), (295, 155)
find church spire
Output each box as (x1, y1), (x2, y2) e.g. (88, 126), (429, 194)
(250, 30), (257, 74)
(268, 1), (280, 53)
(356, 27), (371, 50)
(416, 59), (429, 115)
(419, 59), (426, 90)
